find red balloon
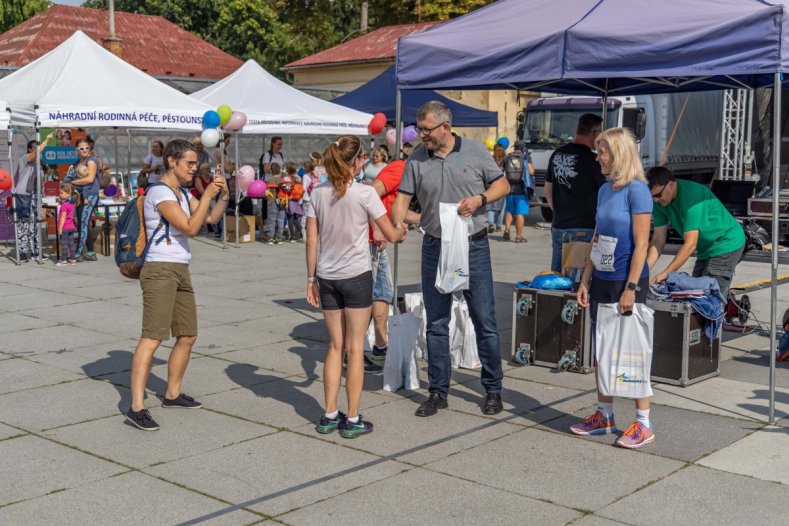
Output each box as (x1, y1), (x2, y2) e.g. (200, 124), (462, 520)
(367, 112), (387, 135)
(0, 169), (11, 191)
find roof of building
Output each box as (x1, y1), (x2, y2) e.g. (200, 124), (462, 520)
(283, 21), (440, 70)
(0, 4), (242, 79)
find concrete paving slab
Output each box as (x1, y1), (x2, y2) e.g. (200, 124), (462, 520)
(0, 378), (130, 431)
(425, 427), (684, 511)
(0, 357), (83, 394)
(23, 339), (139, 377)
(297, 399), (522, 466)
(0, 471), (259, 525)
(100, 355), (290, 397)
(0, 311), (58, 333)
(0, 283), (38, 297)
(0, 422), (25, 441)
(2, 324), (120, 356)
(19, 299), (140, 328)
(597, 465), (789, 525)
(200, 372), (393, 430)
(651, 377), (789, 422)
(51, 409), (276, 469)
(539, 401), (760, 462)
(718, 350), (789, 389)
(0, 435), (125, 507)
(237, 313), (329, 341)
(505, 362), (598, 391)
(146, 431), (407, 517)
(69, 284), (138, 301)
(444, 375), (597, 427)
(0, 290), (96, 312)
(27, 274), (118, 292)
(186, 323), (292, 356)
(195, 295), (272, 324)
(571, 516), (632, 526)
(697, 426), (789, 485)
(218, 343), (328, 379)
(280, 467), (581, 525)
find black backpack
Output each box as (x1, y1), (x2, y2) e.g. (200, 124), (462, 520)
(504, 153), (524, 184)
(115, 183), (188, 279)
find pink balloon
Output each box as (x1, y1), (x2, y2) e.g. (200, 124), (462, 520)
(237, 165), (255, 191)
(385, 128), (397, 145)
(246, 179), (267, 198)
(225, 111), (247, 131)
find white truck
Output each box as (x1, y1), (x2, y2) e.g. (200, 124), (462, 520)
(517, 93), (723, 221)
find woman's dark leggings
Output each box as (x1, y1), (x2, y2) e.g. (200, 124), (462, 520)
(76, 195), (98, 256)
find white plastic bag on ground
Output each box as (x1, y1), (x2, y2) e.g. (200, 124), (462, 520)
(404, 293), (428, 360)
(450, 295), (481, 369)
(383, 312), (421, 392)
(595, 303), (654, 398)
(435, 203), (473, 293)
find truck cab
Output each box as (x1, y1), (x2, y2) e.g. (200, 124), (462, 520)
(518, 93), (719, 221)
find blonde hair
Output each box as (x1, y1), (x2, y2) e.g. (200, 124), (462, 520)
(594, 127), (645, 188)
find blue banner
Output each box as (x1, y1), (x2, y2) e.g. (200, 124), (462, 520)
(42, 146), (79, 165)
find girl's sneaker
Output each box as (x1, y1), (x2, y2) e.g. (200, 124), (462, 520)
(68, 259), (77, 265)
(316, 411), (347, 434)
(56, 260), (69, 266)
(340, 415), (373, 439)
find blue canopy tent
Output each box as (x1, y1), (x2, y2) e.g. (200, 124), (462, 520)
(396, 0), (789, 423)
(332, 66), (498, 127)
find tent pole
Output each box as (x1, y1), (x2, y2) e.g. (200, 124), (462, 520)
(234, 136), (240, 248)
(8, 126), (20, 265)
(769, 73), (781, 424)
(113, 127), (121, 195)
(34, 125), (43, 264)
(601, 80), (609, 130)
(127, 129), (132, 192)
(393, 88), (403, 311)
(220, 131), (227, 249)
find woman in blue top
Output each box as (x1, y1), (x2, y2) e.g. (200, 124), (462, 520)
(571, 128), (655, 449)
(71, 138), (101, 261)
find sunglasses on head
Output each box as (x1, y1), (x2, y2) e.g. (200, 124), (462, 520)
(77, 146), (90, 152)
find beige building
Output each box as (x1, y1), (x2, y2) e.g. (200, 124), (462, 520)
(283, 22), (535, 144)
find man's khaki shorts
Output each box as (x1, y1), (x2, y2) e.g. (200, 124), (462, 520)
(140, 262), (198, 341)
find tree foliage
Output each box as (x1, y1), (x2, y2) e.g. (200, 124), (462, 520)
(1, 0), (50, 34)
(74, 0), (498, 76)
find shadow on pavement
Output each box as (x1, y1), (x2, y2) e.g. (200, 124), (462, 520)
(82, 349), (167, 412)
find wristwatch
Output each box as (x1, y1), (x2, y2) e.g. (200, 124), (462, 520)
(478, 193), (488, 207)
(626, 281), (640, 291)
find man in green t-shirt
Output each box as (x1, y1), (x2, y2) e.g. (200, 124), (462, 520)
(646, 167), (746, 300)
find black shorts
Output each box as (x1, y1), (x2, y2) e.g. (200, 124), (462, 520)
(318, 271), (373, 310)
(589, 276), (649, 323)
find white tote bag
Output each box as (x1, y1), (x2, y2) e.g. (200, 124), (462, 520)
(595, 303), (654, 398)
(404, 293), (428, 360)
(383, 312), (422, 392)
(435, 203), (473, 294)
(450, 295), (482, 369)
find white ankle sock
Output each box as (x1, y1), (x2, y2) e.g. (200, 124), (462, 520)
(325, 410), (338, 420)
(636, 409), (651, 429)
(347, 415), (360, 424)
(598, 402), (614, 418)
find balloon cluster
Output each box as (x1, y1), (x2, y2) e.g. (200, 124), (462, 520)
(384, 124), (419, 146)
(200, 104), (247, 148)
(485, 136), (510, 151)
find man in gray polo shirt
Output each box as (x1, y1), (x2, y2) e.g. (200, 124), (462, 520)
(391, 101), (510, 417)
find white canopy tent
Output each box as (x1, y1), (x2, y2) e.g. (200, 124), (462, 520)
(0, 101), (9, 130)
(0, 31), (212, 130)
(191, 59), (372, 135)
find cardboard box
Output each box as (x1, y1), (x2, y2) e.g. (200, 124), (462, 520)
(225, 215), (255, 243)
(94, 226), (115, 256)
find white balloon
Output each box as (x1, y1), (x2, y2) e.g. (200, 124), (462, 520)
(200, 128), (221, 148)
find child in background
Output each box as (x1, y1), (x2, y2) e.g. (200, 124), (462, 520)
(283, 162), (304, 243)
(57, 183), (77, 266)
(265, 162), (285, 244)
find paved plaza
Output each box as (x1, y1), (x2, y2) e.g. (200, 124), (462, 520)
(1, 219), (788, 525)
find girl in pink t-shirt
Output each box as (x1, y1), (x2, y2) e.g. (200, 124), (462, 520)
(305, 135), (406, 438)
(57, 183), (77, 266)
